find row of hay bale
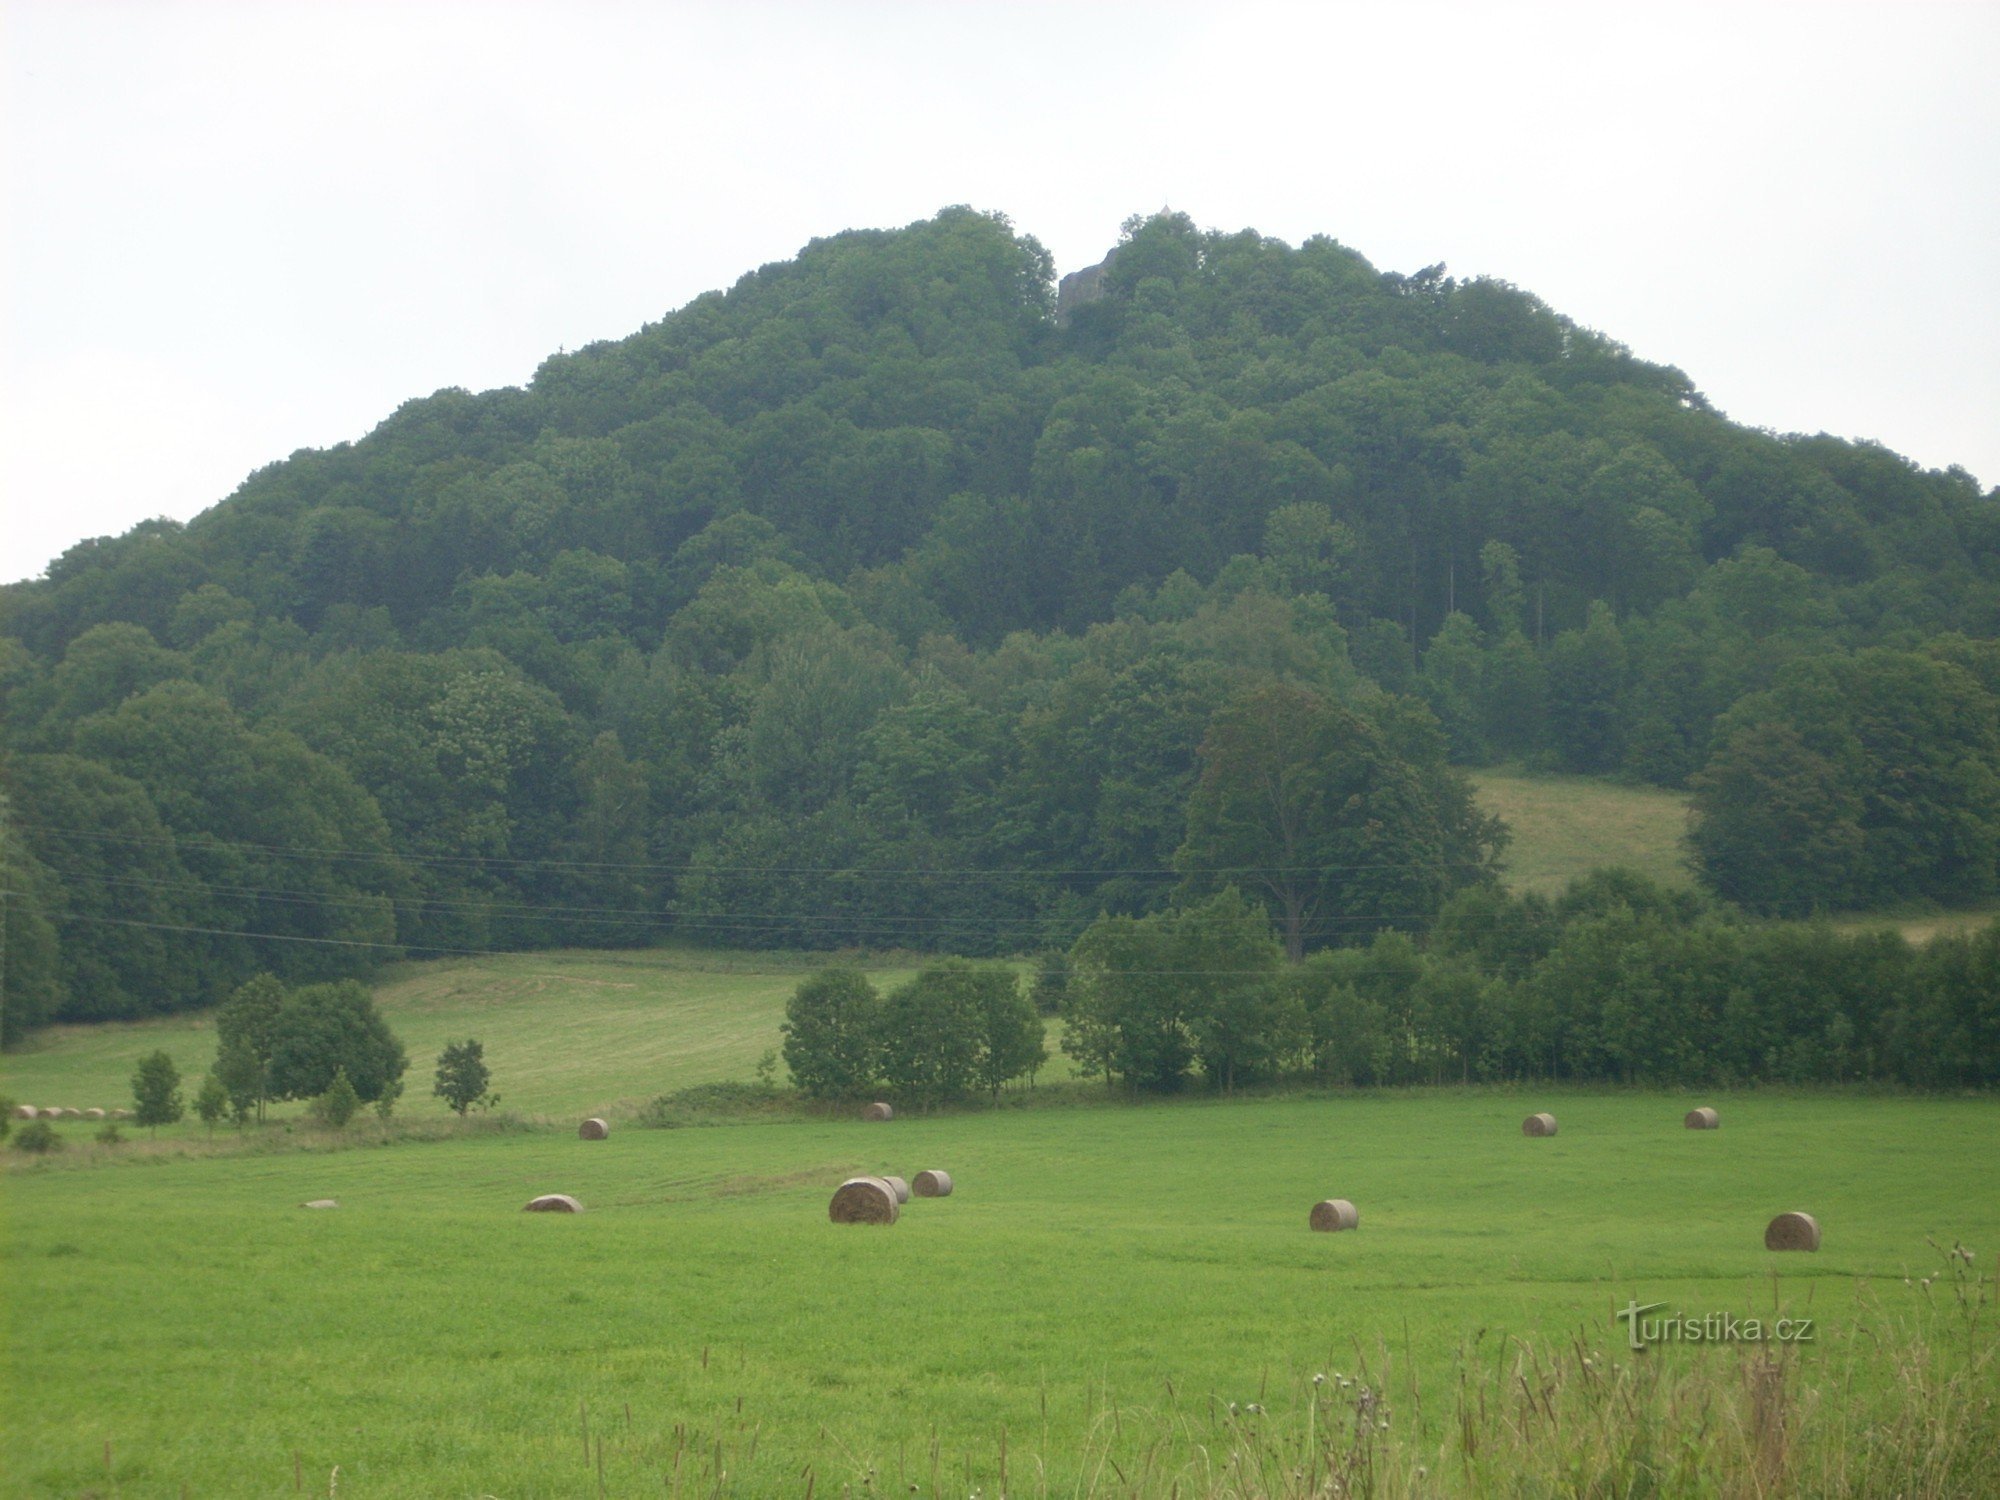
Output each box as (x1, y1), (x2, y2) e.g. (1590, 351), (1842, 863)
(1518, 1107), (1722, 1136)
(11, 1105), (129, 1121)
(1305, 1194), (1814, 1249)
(828, 1168), (953, 1223)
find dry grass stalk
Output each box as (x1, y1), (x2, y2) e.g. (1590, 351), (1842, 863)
(1309, 1198), (1359, 1232)
(828, 1176), (900, 1225)
(1685, 1107), (1720, 1129)
(862, 1102), (894, 1122)
(578, 1117), (610, 1140)
(1522, 1112), (1558, 1137)
(524, 1194), (584, 1213)
(1765, 1211), (1821, 1251)
(912, 1169), (953, 1198)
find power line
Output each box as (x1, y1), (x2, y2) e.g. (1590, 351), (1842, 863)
(12, 819), (1500, 879)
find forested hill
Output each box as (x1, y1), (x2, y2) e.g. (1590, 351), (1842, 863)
(4, 207), (1998, 1039)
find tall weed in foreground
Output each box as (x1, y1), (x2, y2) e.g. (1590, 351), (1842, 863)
(398, 1249), (1995, 1498)
(792, 1248), (1996, 1499)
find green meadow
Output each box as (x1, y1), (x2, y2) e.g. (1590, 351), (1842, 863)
(5, 1063), (1998, 1496)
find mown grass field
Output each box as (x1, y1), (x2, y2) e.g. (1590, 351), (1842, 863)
(1471, 767), (2000, 943)
(1469, 768), (1696, 897)
(6, 1069), (1998, 1496)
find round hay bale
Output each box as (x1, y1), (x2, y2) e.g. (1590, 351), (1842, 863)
(12, 1105), (38, 1120)
(83, 1108), (107, 1120)
(881, 1175), (911, 1204)
(1522, 1112), (1558, 1137)
(1309, 1199), (1360, 1232)
(1684, 1106), (1720, 1130)
(1765, 1212), (1821, 1252)
(578, 1117), (609, 1140)
(828, 1176), (900, 1225)
(58, 1107), (82, 1120)
(301, 1199), (339, 1210)
(912, 1169), (953, 1198)
(862, 1101), (894, 1122)
(524, 1194), (584, 1213)
(111, 1109), (132, 1120)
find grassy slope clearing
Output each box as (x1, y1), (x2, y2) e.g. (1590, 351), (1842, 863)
(1471, 767), (2000, 941)
(0, 950), (920, 1123)
(4, 1091), (1996, 1497)
(1469, 768), (1695, 897)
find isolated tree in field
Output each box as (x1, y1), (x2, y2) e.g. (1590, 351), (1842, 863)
(433, 1039), (491, 1115)
(781, 968), (882, 1098)
(131, 1049), (183, 1133)
(267, 980), (407, 1103)
(193, 1072), (228, 1133)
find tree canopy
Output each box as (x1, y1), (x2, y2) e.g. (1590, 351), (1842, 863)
(3, 207), (1997, 1038)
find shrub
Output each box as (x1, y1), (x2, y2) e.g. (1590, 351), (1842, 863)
(310, 1068), (361, 1129)
(637, 1080), (783, 1128)
(12, 1119), (60, 1154)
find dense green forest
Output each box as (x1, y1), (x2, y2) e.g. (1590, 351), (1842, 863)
(4, 207), (1998, 1043)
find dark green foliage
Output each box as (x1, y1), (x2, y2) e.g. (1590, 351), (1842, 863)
(313, 1068), (361, 1128)
(0, 798), (66, 1043)
(3, 208), (1999, 1041)
(432, 1038), (491, 1115)
(1065, 890), (1299, 1092)
(213, 1035), (264, 1125)
(131, 1049), (183, 1130)
(215, 972), (285, 1119)
(12, 1118), (60, 1153)
(193, 1073), (228, 1132)
(780, 969), (882, 1099)
(266, 981), (407, 1103)
(1177, 683), (1502, 958)
(875, 961), (991, 1108)
(1691, 650), (2000, 913)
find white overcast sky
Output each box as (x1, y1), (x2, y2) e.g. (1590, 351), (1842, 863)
(4, 1), (1996, 584)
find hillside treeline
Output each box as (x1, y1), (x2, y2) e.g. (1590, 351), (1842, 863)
(3, 208), (1997, 1038)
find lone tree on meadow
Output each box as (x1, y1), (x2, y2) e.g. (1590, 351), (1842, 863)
(433, 1039), (492, 1116)
(131, 1049), (184, 1134)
